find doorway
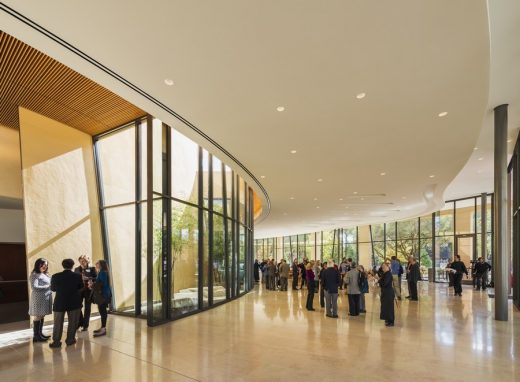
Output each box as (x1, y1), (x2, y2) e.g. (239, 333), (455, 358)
(455, 234), (476, 284)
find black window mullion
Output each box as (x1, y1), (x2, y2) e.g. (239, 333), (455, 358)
(208, 154), (214, 306)
(135, 119), (141, 316)
(197, 147), (204, 309)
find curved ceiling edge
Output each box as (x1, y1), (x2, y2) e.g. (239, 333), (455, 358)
(0, 3), (271, 223)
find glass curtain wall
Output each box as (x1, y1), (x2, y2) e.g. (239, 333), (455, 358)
(94, 116), (255, 326)
(255, 194), (492, 282)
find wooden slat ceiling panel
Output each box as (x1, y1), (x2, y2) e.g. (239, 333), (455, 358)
(0, 31), (146, 135)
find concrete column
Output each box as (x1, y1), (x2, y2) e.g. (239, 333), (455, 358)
(494, 104), (509, 321)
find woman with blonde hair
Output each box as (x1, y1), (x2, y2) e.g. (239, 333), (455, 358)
(379, 263), (395, 327)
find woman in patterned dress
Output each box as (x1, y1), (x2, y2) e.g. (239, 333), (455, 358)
(28, 258), (53, 342)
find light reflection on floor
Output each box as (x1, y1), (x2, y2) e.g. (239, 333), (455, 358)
(0, 282), (518, 381)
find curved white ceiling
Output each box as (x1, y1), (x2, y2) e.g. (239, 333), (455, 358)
(1, 1), (492, 238)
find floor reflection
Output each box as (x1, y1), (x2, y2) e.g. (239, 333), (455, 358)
(0, 282), (518, 381)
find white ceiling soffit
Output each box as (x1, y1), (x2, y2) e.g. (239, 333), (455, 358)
(445, 0), (520, 201)
(1, 1), (491, 238)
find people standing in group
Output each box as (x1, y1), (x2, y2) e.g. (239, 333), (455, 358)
(390, 256), (402, 300)
(379, 263), (395, 327)
(49, 259), (84, 348)
(358, 265), (369, 313)
(321, 259), (341, 318)
(345, 262), (361, 316)
(339, 258), (348, 290)
(74, 255), (97, 332)
(260, 259), (267, 285)
(450, 255), (468, 296)
(89, 259), (112, 337)
(292, 259), (300, 290)
(28, 258), (53, 343)
(313, 261), (321, 294)
(253, 259), (260, 283)
(474, 257), (491, 291)
(319, 261), (327, 308)
(298, 260), (307, 289)
(405, 256), (421, 301)
(305, 262), (316, 311)
(279, 259), (290, 291)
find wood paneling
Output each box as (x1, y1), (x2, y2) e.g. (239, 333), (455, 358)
(0, 31), (146, 135)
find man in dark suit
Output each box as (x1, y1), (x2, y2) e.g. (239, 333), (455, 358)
(49, 258), (84, 348)
(406, 256), (421, 301)
(321, 259), (341, 318)
(74, 255), (97, 331)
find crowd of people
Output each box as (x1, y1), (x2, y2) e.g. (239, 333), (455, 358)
(255, 257), (397, 327)
(253, 253), (486, 327)
(28, 255), (112, 347)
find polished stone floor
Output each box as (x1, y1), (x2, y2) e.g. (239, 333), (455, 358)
(0, 282), (518, 382)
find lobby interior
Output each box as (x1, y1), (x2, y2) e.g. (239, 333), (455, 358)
(1, 1), (520, 381)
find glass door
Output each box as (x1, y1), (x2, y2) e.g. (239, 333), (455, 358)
(455, 234), (476, 277)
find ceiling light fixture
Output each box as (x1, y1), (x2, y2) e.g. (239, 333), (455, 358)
(429, 175), (435, 178)
(353, 191), (358, 195)
(260, 175), (266, 179)
(316, 206), (320, 209)
(339, 198), (343, 201)
(401, 196), (407, 200)
(508, 139), (512, 143)
(356, 92), (366, 99)
(289, 196), (295, 200)
(164, 78), (174, 86)
(317, 178), (323, 182)
(474, 147), (478, 151)
(313, 197), (318, 201)
(276, 106), (285, 112)
(290, 150), (297, 154)
(438, 111), (448, 117)
(380, 172), (386, 176)
(478, 157), (484, 161)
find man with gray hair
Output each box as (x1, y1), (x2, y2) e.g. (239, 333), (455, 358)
(321, 259), (341, 318)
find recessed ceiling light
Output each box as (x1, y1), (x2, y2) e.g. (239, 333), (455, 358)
(164, 78), (174, 86)
(276, 106), (285, 112)
(353, 191), (358, 195)
(289, 196), (295, 200)
(360, 197), (365, 201)
(316, 206), (320, 209)
(339, 198), (343, 201)
(317, 178), (323, 182)
(478, 157), (484, 161)
(290, 150), (297, 154)
(474, 147), (478, 151)
(356, 92), (366, 99)
(438, 111), (448, 117)
(313, 197), (318, 201)
(260, 175), (266, 179)
(380, 172), (386, 176)
(507, 139), (512, 143)
(283, 212), (288, 216)
(429, 175), (435, 178)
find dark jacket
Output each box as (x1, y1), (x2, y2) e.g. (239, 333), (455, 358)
(451, 260), (468, 276)
(74, 265), (97, 289)
(50, 270), (83, 312)
(474, 262), (491, 275)
(407, 263), (421, 283)
(321, 267), (341, 294)
(379, 271), (395, 322)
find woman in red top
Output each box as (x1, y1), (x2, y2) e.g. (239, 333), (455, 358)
(305, 262), (316, 311)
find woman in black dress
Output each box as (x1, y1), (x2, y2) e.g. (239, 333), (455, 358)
(379, 263), (395, 327)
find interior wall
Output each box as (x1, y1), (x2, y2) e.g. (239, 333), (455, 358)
(0, 209), (25, 243)
(19, 107), (103, 275)
(0, 125), (23, 201)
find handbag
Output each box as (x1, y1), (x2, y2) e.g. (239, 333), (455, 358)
(91, 281), (107, 305)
